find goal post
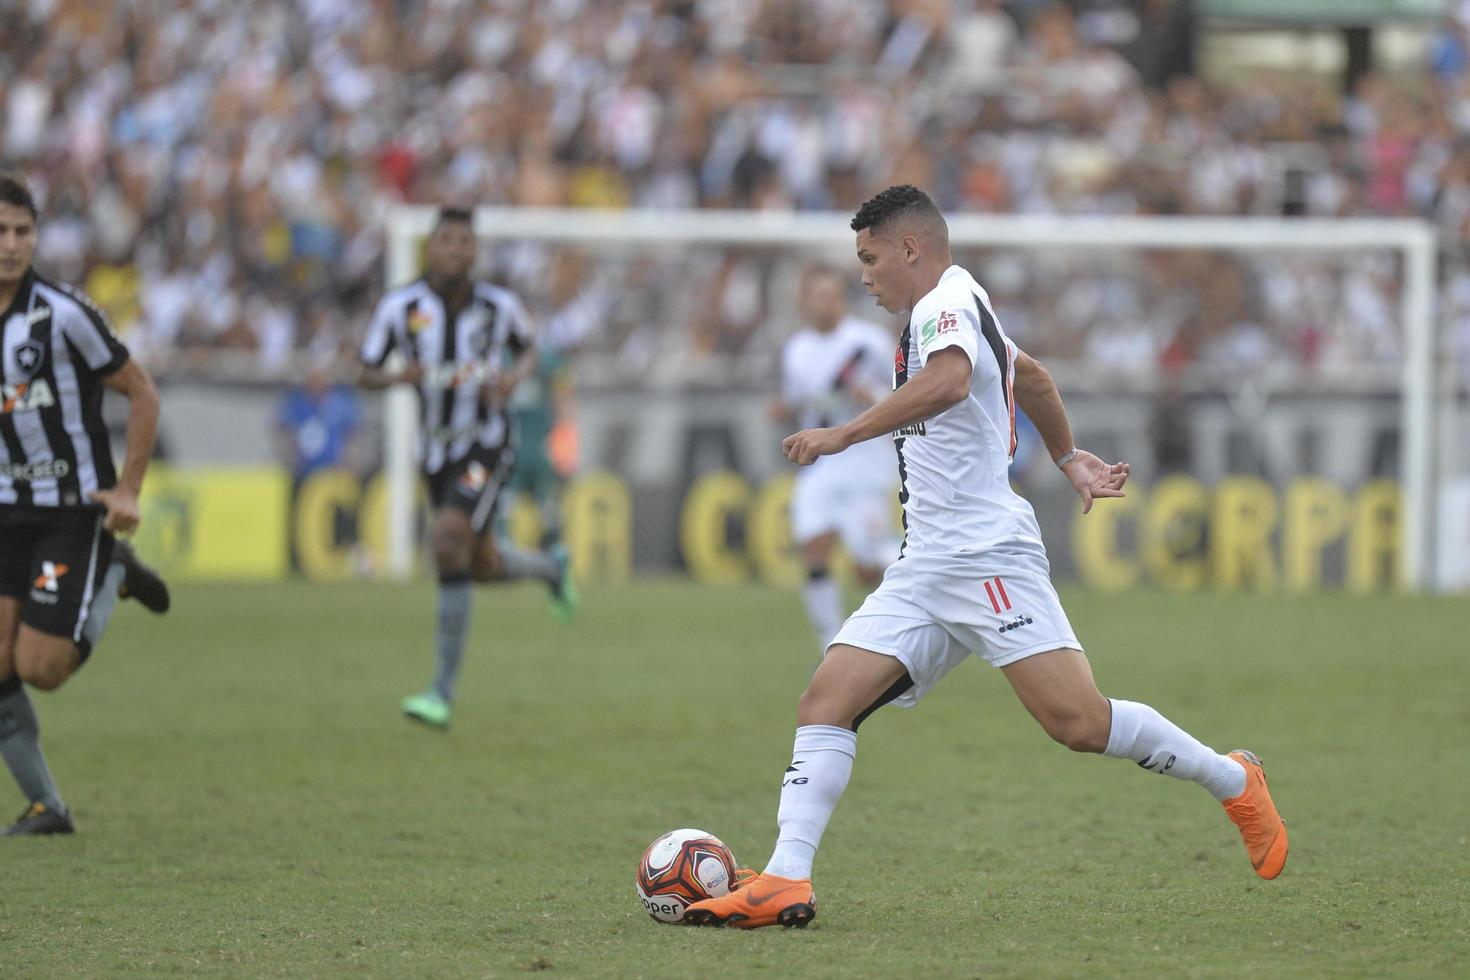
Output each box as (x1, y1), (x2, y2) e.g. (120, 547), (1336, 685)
(381, 205), (1443, 590)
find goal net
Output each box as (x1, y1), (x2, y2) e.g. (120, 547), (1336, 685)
(378, 206), (1452, 593)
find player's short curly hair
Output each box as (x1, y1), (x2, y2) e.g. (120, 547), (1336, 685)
(849, 184), (941, 234)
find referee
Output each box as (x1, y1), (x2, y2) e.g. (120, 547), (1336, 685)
(0, 173), (169, 836)
(360, 206), (577, 730)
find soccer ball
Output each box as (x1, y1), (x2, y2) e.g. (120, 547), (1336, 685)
(635, 828), (738, 923)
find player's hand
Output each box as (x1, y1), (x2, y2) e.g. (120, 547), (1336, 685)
(782, 427), (849, 466)
(399, 363), (425, 385)
(483, 373), (523, 404)
(1060, 451), (1129, 515)
(90, 487), (141, 535)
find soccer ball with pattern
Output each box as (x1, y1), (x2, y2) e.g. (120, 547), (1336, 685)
(634, 828), (738, 923)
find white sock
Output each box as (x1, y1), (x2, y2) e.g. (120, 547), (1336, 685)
(1105, 699), (1247, 801)
(764, 725), (856, 880)
(800, 571), (844, 653)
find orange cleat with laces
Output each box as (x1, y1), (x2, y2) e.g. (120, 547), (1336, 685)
(1222, 750), (1289, 880)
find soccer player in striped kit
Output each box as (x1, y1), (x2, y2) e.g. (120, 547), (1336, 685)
(359, 207), (577, 729)
(685, 186), (1287, 929)
(0, 174), (169, 836)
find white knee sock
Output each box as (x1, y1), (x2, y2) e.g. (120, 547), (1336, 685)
(764, 725), (856, 879)
(800, 572), (843, 653)
(1104, 699), (1246, 801)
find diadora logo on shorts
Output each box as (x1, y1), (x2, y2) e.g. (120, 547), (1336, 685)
(1, 380), (55, 414)
(34, 561), (69, 593)
(998, 615), (1033, 634)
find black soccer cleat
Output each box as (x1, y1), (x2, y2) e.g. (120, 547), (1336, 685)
(113, 540), (170, 614)
(2, 801), (75, 836)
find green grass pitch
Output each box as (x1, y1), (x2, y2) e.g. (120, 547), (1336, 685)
(1, 580), (1466, 977)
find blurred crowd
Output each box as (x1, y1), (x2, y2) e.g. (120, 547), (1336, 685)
(3, 0), (1470, 383)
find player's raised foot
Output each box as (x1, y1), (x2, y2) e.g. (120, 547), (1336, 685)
(682, 873), (815, 929)
(2, 802), (74, 837)
(548, 545), (579, 624)
(401, 691), (451, 729)
(1222, 749), (1288, 880)
(113, 540), (170, 614)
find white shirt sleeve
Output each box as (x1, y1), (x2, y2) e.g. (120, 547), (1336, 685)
(360, 294), (401, 368)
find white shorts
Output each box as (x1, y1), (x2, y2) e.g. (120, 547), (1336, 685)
(830, 550), (1082, 707)
(789, 471), (900, 569)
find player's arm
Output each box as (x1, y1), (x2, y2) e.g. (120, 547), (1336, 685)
(359, 362), (423, 390)
(489, 340), (537, 403)
(357, 295), (422, 389)
(92, 358), (160, 534)
(783, 347), (970, 465)
(487, 294), (537, 403)
(1012, 349), (1129, 514)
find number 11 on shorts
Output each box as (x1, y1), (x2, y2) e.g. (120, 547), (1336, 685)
(983, 577), (1011, 614)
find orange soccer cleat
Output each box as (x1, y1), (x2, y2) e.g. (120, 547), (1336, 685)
(683, 872), (816, 929)
(1222, 750), (1289, 880)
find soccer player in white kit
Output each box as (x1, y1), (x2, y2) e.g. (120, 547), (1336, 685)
(685, 186), (1289, 930)
(774, 266), (899, 652)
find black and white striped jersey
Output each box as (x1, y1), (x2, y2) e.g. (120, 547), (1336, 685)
(359, 278), (534, 474)
(0, 269), (129, 509)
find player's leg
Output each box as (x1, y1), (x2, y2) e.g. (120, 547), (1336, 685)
(2, 515), (120, 835)
(467, 452), (577, 622)
(686, 643), (908, 928)
(403, 504), (476, 727)
(685, 566), (963, 928)
(790, 473), (843, 653)
(0, 596), (70, 834)
(1001, 647), (1287, 879)
(797, 531), (843, 652)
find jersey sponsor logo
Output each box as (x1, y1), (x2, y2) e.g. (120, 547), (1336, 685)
(33, 561), (69, 593)
(13, 338), (46, 380)
(919, 312), (960, 350)
(423, 361), (492, 389)
(0, 458), (70, 481)
(894, 421), (926, 438)
(1, 379), (56, 414)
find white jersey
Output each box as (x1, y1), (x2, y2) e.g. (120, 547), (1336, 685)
(893, 265), (1045, 560)
(781, 315), (895, 487)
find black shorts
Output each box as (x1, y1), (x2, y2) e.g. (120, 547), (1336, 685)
(425, 445), (514, 536)
(0, 506), (115, 653)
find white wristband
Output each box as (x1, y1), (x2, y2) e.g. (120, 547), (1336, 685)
(1056, 449), (1081, 468)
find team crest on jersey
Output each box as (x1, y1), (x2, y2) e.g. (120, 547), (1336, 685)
(13, 339), (45, 380)
(408, 309), (432, 333)
(458, 461), (490, 492)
